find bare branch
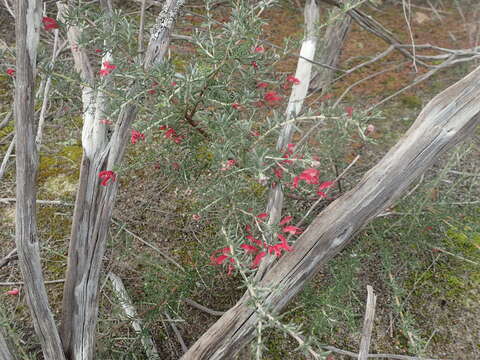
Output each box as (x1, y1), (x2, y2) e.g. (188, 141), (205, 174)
(358, 286), (377, 360)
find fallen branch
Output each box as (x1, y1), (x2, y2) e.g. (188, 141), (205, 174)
(108, 272), (160, 360)
(0, 279), (64, 286)
(182, 298), (225, 317)
(0, 249), (17, 269)
(164, 311), (188, 354)
(358, 285), (377, 360)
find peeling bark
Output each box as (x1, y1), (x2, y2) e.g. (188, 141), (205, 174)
(14, 1), (66, 359)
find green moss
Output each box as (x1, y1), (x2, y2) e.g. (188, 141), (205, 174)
(401, 94), (423, 109)
(38, 144), (82, 184)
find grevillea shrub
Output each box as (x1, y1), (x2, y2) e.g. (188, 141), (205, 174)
(42, 0), (374, 354)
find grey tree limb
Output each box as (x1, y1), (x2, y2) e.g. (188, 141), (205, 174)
(13, 0), (66, 359)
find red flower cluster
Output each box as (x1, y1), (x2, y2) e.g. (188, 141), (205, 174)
(232, 103), (241, 110)
(283, 74), (301, 89)
(99, 61), (116, 77)
(42, 17), (59, 31)
(257, 82), (269, 89)
(264, 91), (282, 105)
(98, 170), (116, 186)
(211, 214), (300, 274)
(6, 68), (15, 77)
(131, 129), (145, 144)
(293, 168), (320, 188)
(253, 46), (265, 53)
(159, 125), (183, 144)
(251, 61), (259, 69)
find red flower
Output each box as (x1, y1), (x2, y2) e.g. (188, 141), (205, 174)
(95, 49), (103, 53)
(251, 251), (267, 268)
(293, 168), (320, 188)
(317, 181), (334, 198)
(245, 224), (252, 233)
(240, 244), (259, 254)
(210, 247), (231, 265)
(257, 82), (269, 88)
(6, 288), (19, 296)
(273, 167), (283, 179)
(100, 119), (112, 125)
(171, 81), (177, 86)
(6, 68), (15, 77)
(277, 233), (294, 251)
(283, 226), (302, 235)
(253, 46), (265, 53)
(286, 75), (300, 85)
(164, 128), (177, 139)
(220, 159), (236, 171)
(173, 135), (184, 144)
(99, 170), (116, 186)
(256, 212), (268, 220)
(42, 17), (59, 31)
(286, 143), (295, 154)
(246, 235), (262, 246)
(192, 214), (201, 221)
(264, 91), (282, 104)
(251, 61), (258, 69)
(345, 106), (353, 117)
(250, 130), (261, 137)
(279, 216), (293, 225)
(131, 129), (145, 144)
(99, 61), (116, 76)
(232, 103), (241, 110)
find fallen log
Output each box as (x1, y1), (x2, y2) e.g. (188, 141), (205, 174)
(181, 65), (480, 359)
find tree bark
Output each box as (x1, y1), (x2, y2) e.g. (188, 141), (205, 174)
(180, 65), (480, 359)
(309, 7), (351, 91)
(14, 1), (66, 359)
(0, 326), (14, 360)
(58, 1), (184, 358)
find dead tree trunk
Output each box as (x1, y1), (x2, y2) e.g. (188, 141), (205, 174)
(0, 327), (14, 360)
(14, 1), (66, 359)
(181, 65), (480, 359)
(309, 7), (351, 91)
(58, 1), (184, 358)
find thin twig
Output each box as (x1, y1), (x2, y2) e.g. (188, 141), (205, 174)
(108, 272), (160, 359)
(0, 279), (65, 286)
(164, 312), (188, 354)
(182, 298), (225, 316)
(321, 345), (447, 360)
(111, 218), (185, 272)
(0, 198), (73, 206)
(0, 248), (17, 269)
(0, 135), (15, 181)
